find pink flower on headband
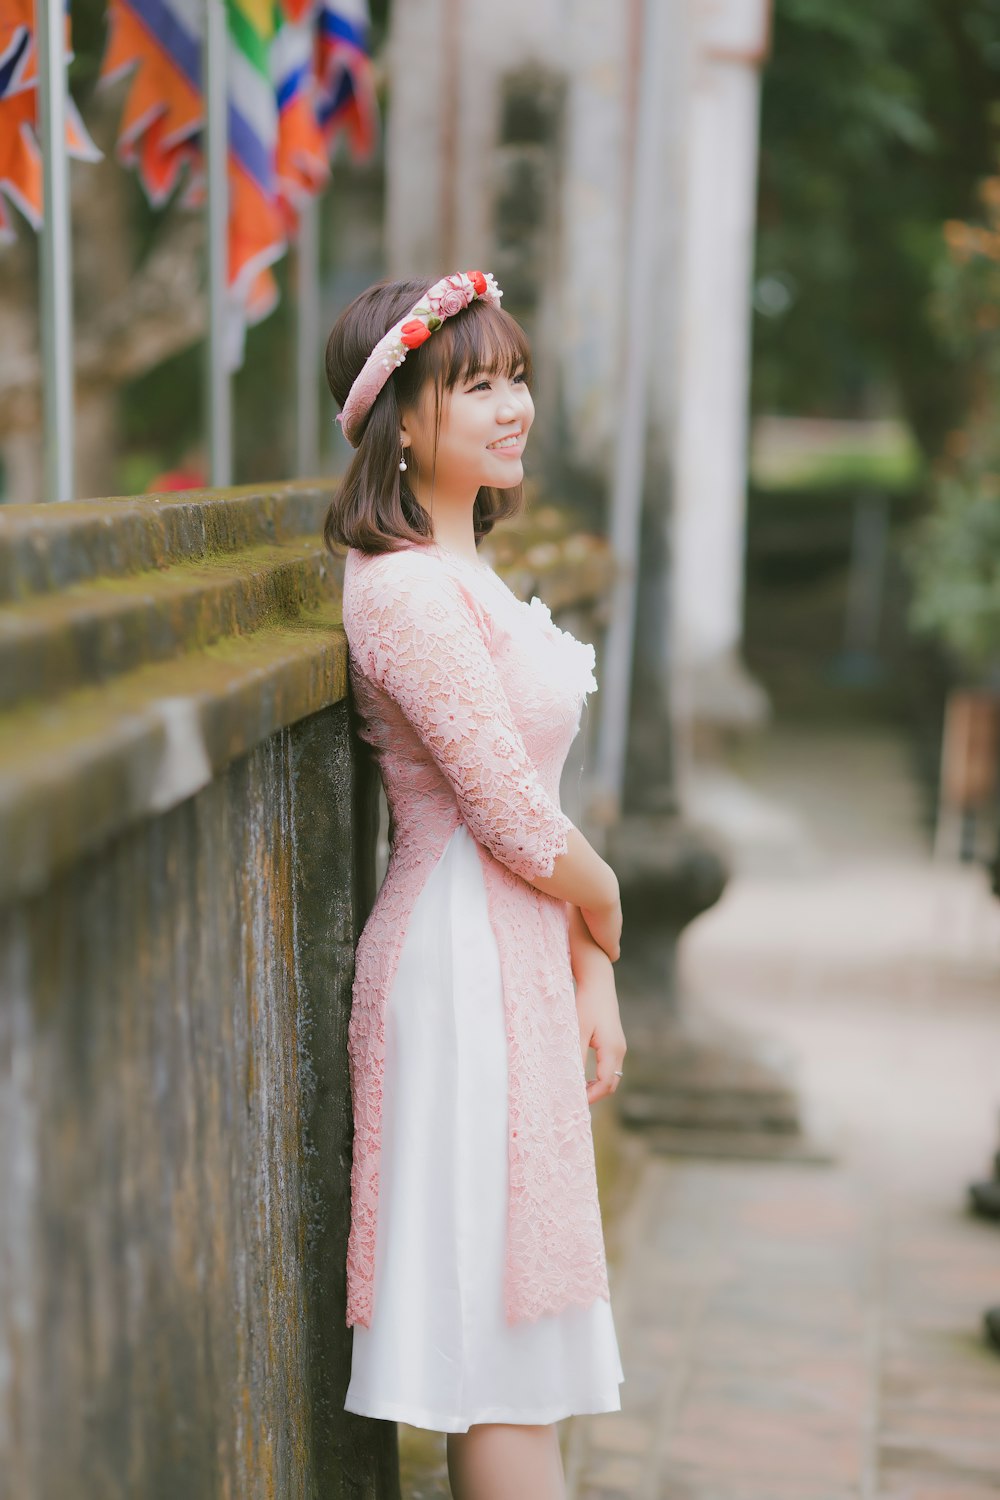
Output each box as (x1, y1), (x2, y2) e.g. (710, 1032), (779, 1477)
(427, 273), (472, 318)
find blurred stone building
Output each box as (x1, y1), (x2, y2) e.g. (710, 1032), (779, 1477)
(384, 0), (772, 740)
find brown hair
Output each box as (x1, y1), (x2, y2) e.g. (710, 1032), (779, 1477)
(323, 276), (533, 556)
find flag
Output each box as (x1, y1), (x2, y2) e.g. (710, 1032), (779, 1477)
(314, 0), (377, 164)
(100, 0), (378, 370)
(272, 0), (328, 235)
(0, 0), (102, 244)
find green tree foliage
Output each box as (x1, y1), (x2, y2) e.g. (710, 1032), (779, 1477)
(754, 0), (1000, 454)
(907, 176), (1000, 671)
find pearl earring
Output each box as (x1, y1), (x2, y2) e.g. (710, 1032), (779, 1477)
(399, 440), (408, 473)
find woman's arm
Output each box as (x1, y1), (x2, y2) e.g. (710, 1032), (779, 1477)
(567, 899), (612, 984)
(353, 552), (621, 954)
(568, 902), (627, 1101)
(529, 826), (621, 960)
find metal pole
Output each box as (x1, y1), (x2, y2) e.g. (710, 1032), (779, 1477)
(593, 0), (669, 817)
(205, 0), (232, 486)
(295, 196), (320, 477)
(36, 0), (75, 502)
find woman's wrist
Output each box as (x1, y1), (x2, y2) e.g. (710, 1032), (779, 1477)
(599, 862), (620, 912)
(568, 902), (614, 982)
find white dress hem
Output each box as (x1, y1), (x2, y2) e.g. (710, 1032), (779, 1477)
(344, 1385), (624, 1434)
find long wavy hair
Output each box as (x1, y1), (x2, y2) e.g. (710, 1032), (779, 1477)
(323, 276), (533, 557)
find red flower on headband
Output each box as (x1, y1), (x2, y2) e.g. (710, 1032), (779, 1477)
(468, 270), (487, 296)
(400, 318), (432, 350)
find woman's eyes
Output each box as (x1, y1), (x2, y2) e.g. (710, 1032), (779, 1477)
(469, 373), (527, 392)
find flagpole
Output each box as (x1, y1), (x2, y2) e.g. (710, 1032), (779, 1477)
(205, 0), (232, 485)
(36, 0), (75, 503)
(295, 196), (321, 478)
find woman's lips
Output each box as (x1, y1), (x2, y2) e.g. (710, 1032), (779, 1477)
(487, 433), (525, 454)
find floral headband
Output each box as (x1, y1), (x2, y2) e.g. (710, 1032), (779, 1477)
(335, 269), (504, 447)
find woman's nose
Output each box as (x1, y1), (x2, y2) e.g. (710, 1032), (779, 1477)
(498, 389), (524, 418)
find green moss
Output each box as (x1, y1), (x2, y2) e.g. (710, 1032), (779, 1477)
(0, 600), (347, 762)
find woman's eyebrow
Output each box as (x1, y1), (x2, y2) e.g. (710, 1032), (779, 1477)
(477, 363), (526, 376)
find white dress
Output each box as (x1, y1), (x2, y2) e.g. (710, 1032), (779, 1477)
(343, 817), (625, 1432)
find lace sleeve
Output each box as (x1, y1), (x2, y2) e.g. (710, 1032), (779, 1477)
(353, 551), (574, 882)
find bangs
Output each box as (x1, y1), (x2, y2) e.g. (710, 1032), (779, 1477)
(419, 301), (534, 391)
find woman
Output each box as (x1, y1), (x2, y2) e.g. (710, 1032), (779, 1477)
(324, 271), (627, 1499)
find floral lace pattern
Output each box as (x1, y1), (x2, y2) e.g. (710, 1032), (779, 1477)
(341, 541), (610, 1329)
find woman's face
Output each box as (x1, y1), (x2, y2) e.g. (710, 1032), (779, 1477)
(401, 361), (535, 494)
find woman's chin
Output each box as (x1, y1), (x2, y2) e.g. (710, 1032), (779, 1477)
(484, 458), (524, 488)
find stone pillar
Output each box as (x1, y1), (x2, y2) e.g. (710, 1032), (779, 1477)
(384, 0), (631, 516)
(671, 0), (772, 730)
(598, 0), (729, 1025)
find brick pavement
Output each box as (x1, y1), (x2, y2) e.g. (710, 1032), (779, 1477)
(565, 1146), (1000, 1499)
(563, 727), (1000, 1500)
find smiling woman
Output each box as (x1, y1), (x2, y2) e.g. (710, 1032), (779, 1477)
(324, 273), (537, 558)
(321, 273), (626, 1494)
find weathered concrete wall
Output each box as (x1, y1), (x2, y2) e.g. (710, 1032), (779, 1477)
(2, 706), (392, 1499)
(0, 485), (397, 1500)
(0, 483), (614, 1500)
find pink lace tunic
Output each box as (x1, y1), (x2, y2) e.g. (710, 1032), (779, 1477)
(341, 538), (612, 1329)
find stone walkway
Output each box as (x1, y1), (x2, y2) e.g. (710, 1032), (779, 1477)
(563, 725), (1000, 1499)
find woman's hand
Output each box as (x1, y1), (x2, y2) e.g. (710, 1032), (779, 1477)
(579, 891), (622, 962)
(576, 963), (627, 1104)
(567, 902), (627, 1103)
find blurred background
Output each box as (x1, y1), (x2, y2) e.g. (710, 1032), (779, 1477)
(5, 0), (1000, 846)
(3, 1), (1000, 1496)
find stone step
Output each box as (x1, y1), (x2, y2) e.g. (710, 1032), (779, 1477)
(0, 538), (334, 711)
(628, 1123), (836, 1164)
(0, 483), (351, 901)
(0, 596), (346, 904)
(618, 1086), (802, 1133)
(0, 483), (330, 601)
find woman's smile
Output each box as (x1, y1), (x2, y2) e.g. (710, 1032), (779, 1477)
(487, 430), (524, 453)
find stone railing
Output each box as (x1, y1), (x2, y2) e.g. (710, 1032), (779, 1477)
(0, 481), (613, 1499)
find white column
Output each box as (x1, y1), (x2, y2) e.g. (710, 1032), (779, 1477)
(557, 0), (630, 470)
(671, 0), (771, 727)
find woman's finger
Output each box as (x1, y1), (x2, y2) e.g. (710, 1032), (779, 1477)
(585, 1033), (625, 1103)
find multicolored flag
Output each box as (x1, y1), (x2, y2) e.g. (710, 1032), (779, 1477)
(272, 0), (328, 234)
(0, 0), (102, 244)
(100, 0), (378, 370)
(314, 0), (377, 163)
(98, 0), (202, 207)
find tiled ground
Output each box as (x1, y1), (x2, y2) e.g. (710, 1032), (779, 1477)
(563, 727), (1000, 1499)
(565, 1151), (1000, 1499)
